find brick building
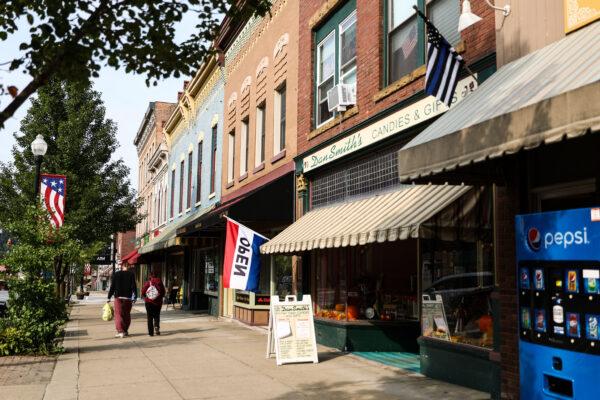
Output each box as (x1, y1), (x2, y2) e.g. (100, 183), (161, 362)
(262, 0), (499, 397)
(213, 0), (299, 324)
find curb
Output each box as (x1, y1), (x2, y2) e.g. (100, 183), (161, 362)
(42, 307), (80, 400)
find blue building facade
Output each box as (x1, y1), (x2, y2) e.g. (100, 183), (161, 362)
(160, 56), (225, 314)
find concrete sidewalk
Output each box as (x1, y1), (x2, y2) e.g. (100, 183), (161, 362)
(13, 300), (489, 400)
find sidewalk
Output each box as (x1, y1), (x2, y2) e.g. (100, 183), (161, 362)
(7, 299), (490, 400)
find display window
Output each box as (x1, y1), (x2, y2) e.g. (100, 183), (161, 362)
(273, 255), (293, 296)
(312, 241), (418, 322)
(421, 186), (495, 348)
(204, 253), (219, 294)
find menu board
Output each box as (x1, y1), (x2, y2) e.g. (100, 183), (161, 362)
(422, 294), (451, 341)
(266, 295), (319, 365)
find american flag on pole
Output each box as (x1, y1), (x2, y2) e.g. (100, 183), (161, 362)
(424, 22), (464, 107)
(40, 174), (66, 228)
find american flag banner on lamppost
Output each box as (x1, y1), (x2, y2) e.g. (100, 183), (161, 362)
(40, 174), (66, 228)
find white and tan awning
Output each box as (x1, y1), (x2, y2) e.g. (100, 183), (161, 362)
(260, 184), (472, 254)
(399, 21), (600, 181)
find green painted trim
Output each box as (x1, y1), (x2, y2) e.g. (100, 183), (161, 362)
(295, 54), (498, 168)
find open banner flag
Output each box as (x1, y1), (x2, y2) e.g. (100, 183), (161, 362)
(223, 217), (269, 292)
(40, 174), (66, 228)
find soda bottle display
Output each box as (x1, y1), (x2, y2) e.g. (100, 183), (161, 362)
(587, 277), (598, 293)
(567, 270), (578, 292)
(522, 308), (531, 329)
(588, 316), (599, 339)
(568, 313), (580, 337)
(535, 269), (544, 290)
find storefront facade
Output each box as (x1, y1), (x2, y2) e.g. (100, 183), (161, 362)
(261, 0), (499, 394)
(213, 0), (299, 325)
(399, 8), (600, 399)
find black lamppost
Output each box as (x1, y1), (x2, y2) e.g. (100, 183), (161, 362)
(30, 134), (48, 200)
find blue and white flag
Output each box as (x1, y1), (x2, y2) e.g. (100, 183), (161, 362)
(424, 22), (464, 107)
(223, 217), (269, 292)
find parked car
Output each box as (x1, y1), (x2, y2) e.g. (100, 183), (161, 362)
(0, 280), (9, 317)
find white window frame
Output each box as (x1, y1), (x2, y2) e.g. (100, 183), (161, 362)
(227, 132), (235, 183)
(338, 11), (357, 85)
(316, 31), (336, 128)
(255, 104), (265, 166)
(240, 120), (248, 175)
(273, 85), (286, 154)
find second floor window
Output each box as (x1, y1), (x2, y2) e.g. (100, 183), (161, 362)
(170, 169), (175, 219)
(274, 84), (286, 154)
(210, 126), (217, 194)
(187, 151), (193, 210)
(315, 3), (357, 127)
(196, 142), (203, 203)
(256, 104), (266, 165)
(240, 119), (249, 175)
(227, 131), (235, 183)
(179, 160), (184, 214)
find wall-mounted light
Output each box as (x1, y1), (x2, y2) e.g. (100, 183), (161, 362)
(458, 0), (511, 32)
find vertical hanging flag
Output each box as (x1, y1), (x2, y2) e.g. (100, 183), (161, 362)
(411, 6), (465, 107)
(223, 217), (269, 292)
(40, 174), (66, 228)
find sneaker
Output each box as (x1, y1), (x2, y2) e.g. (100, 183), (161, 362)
(115, 332), (124, 338)
(123, 331), (129, 337)
(155, 329), (160, 336)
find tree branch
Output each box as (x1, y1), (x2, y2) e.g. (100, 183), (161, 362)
(0, 0), (114, 130)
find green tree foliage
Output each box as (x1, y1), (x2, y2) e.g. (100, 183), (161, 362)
(0, 79), (137, 292)
(0, 206), (91, 355)
(0, 0), (271, 128)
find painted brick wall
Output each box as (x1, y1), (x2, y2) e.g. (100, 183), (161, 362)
(296, 0), (495, 156)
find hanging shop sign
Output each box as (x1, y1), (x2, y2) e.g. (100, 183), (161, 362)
(302, 76), (477, 173)
(421, 294), (451, 342)
(266, 295), (319, 365)
(564, 0), (600, 33)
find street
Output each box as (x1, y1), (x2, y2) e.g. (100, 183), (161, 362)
(0, 293), (488, 400)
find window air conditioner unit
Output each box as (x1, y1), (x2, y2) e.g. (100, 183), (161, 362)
(327, 83), (356, 113)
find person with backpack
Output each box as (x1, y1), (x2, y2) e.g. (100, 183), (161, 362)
(107, 264), (137, 338)
(141, 270), (166, 336)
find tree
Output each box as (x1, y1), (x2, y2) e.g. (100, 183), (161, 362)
(0, 78), (139, 295)
(0, 0), (271, 128)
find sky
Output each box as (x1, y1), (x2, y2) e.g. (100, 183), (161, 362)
(0, 13), (200, 191)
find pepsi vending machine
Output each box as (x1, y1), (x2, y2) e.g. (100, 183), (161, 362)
(516, 207), (600, 399)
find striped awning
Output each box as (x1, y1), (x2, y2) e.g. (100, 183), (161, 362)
(260, 184), (471, 254)
(399, 21), (600, 181)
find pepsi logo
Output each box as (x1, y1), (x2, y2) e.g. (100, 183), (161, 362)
(527, 227), (541, 251)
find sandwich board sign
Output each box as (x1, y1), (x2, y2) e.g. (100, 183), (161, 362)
(266, 295), (319, 365)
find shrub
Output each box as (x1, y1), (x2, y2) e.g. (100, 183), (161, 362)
(0, 278), (67, 356)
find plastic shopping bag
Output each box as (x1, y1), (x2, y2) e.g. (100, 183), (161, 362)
(102, 302), (114, 322)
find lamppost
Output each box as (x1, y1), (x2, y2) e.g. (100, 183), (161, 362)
(30, 134), (48, 200)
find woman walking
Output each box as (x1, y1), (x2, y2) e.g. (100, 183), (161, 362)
(141, 271), (166, 336)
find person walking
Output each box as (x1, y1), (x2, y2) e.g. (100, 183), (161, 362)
(141, 271), (166, 336)
(107, 264), (137, 338)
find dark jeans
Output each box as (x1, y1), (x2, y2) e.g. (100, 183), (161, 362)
(145, 302), (161, 335)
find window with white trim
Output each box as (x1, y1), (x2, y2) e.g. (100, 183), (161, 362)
(255, 104), (266, 165)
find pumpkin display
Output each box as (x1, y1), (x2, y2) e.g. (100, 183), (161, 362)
(346, 305), (358, 320)
(478, 315), (493, 333)
(335, 303), (346, 312)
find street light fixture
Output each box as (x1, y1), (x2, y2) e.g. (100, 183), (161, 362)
(30, 134), (48, 200)
(458, 0), (511, 32)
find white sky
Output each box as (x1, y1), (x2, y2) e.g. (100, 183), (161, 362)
(0, 13), (201, 191)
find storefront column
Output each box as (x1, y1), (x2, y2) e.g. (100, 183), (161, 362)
(496, 181), (521, 399)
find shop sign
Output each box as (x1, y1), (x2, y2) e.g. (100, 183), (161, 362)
(266, 295), (319, 365)
(235, 292), (250, 304)
(422, 294), (451, 342)
(564, 0), (600, 33)
(302, 76), (477, 173)
(255, 294), (271, 306)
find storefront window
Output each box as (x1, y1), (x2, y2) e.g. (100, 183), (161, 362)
(204, 253), (218, 294)
(421, 186), (495, 348)
(314, 242), (419, 322)
(273, 255), (293, 296)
